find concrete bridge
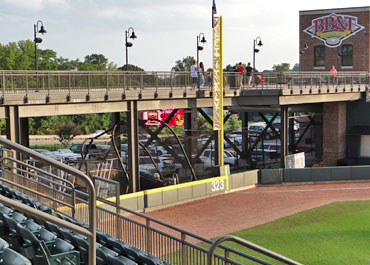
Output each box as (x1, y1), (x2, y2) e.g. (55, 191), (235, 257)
(1, 70), (369, 192)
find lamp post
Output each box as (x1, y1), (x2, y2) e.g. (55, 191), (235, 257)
(125, 27), (137, 70)
(252, 37), (263, 72)
(33, 20), (47, 71)
(196, 33), (206, 88)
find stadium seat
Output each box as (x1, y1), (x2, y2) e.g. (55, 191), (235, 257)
(23, 220), (42, 234)
(17, 223), (79, 265)
(11, 212), (27, 224)
(3, 214), (24, 249)
(0, 206), (13, 216)
(0, 237), (9, 251)
(107, 254), (138, 265)
(0, 248), (32, 265)
(109, 238), (132, 257)
(37, 228), (57, 246)
(96, 230), (116, 248)
(124, 246), (165, 265)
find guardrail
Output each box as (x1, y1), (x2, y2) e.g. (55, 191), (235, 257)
(208, 235), (303, 265)
(0, 70), (369, 95)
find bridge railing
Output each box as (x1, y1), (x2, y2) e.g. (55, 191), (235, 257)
(0, 71), (369, 94)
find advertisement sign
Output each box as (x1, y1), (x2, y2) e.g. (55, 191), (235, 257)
(142, 109), (184, 126)
(212, 16), (223, 131)
(303, 13), (365, 48)
(285, 152), (305, 169)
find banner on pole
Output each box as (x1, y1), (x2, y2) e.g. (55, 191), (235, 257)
(213, 16), (223, 131)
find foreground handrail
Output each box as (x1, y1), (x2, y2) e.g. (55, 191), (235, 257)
(208, 235), (303, 265)
(0, 137), (97, 265)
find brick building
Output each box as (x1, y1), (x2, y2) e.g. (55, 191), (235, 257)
(299, 6), (370, 71)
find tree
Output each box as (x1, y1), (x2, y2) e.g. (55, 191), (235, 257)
(292, 63), (299, 71)
(54, 121), (81, 146)
(118, 64), (144, 71)
(272, 63), (291, 72)
(171, 56), (195, 71)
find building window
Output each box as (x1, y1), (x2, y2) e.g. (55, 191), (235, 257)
(314, 45), (325, 67)
(341, 44), (353, 66)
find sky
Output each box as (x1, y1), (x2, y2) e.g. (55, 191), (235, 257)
(0, 0), (369, 71)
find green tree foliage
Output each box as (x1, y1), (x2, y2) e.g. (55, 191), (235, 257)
(118, 64), (144, 71)
(272, 63), (291, 72)
(171, 56), (195, 71)
(292, 63), (299, 71)
(0, 40), (117, 71)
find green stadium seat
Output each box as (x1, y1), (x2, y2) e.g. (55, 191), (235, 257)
(107, 254), (138, 265)
(0, 248), (32, 265)
(11, 212), (27, 224)
(23, 220), (42, 234)
(3, 214), (23, 249)
(17, 223), (79, 265)
(0, 237), (9, 251)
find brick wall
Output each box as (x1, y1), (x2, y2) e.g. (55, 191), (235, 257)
(322, 102), (346, 166)
(300, 7), (370, 71)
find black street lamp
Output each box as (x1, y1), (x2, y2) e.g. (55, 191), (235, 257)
(33, 20), (47, 71)
(252, 37), (263, 72)
(196, 33), (206, 88)
(125, 27), (137, 70)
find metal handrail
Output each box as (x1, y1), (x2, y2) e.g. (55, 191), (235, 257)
(0, 70), (368, 95)
(0, 137), (97, 265)
(207, 235), (303, 265)
(92, 195), (301, 265)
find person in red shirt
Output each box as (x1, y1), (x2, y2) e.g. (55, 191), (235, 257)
(236, 62), (245, 88)
(329, 65), (337, 85)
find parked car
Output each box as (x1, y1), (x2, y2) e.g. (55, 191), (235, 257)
(87, 130), (107, 137)
(139, 156), (176, 176)
(70, 143), (110, 157)
(248, 123), (273, 140)
(33, 149), (59, 159)
(53, 149), (82, 162)
(201, 149), (239, 168)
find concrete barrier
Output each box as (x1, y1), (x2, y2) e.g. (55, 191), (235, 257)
(284, 165), (370, 182)
(144, 175), (229, 209)
(229, 170), (258, 189)
(260, 169), (282, 184)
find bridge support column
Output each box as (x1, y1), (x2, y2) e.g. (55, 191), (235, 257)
(5, 106), (29, 147)
(184, 109), (197, 165)
(322, 102), (346, 166)
(128, 101), (139, 192)
(280, 106), (288, 168)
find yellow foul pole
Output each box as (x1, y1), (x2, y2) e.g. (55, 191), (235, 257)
(212, 15), (224, 166)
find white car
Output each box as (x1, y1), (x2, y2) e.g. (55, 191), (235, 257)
(139, 156), (176, 176)
(87, 130), (107, 137)
(201, 149), (239, 167)
(53, 149), (82, 162)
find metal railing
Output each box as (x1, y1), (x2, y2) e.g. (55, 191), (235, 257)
(0, 137), (97, 265)
(0, 136), (303, 265)
(0, 70), (368, 96)
(208, 235), (303, 265)
(68, 194), (302, 265)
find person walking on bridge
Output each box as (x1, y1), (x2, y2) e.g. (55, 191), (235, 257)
(330, 65), (337, 85)
(190, 60), (198, 90)
(245, 62), (253, 88)
(199, 62), (205, 88)
(236, 62), (245, 89)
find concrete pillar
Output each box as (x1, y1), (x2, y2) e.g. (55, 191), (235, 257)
(323, 102), (346, 166)
(241, 112), (249, 155)
(5, 106), (29, 147)
(184, 109), (198, 164)
(128, 101), (139, 192)
(280, 106), (288, 168)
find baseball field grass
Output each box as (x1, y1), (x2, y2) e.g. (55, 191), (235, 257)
(216, 200), (370, 265)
